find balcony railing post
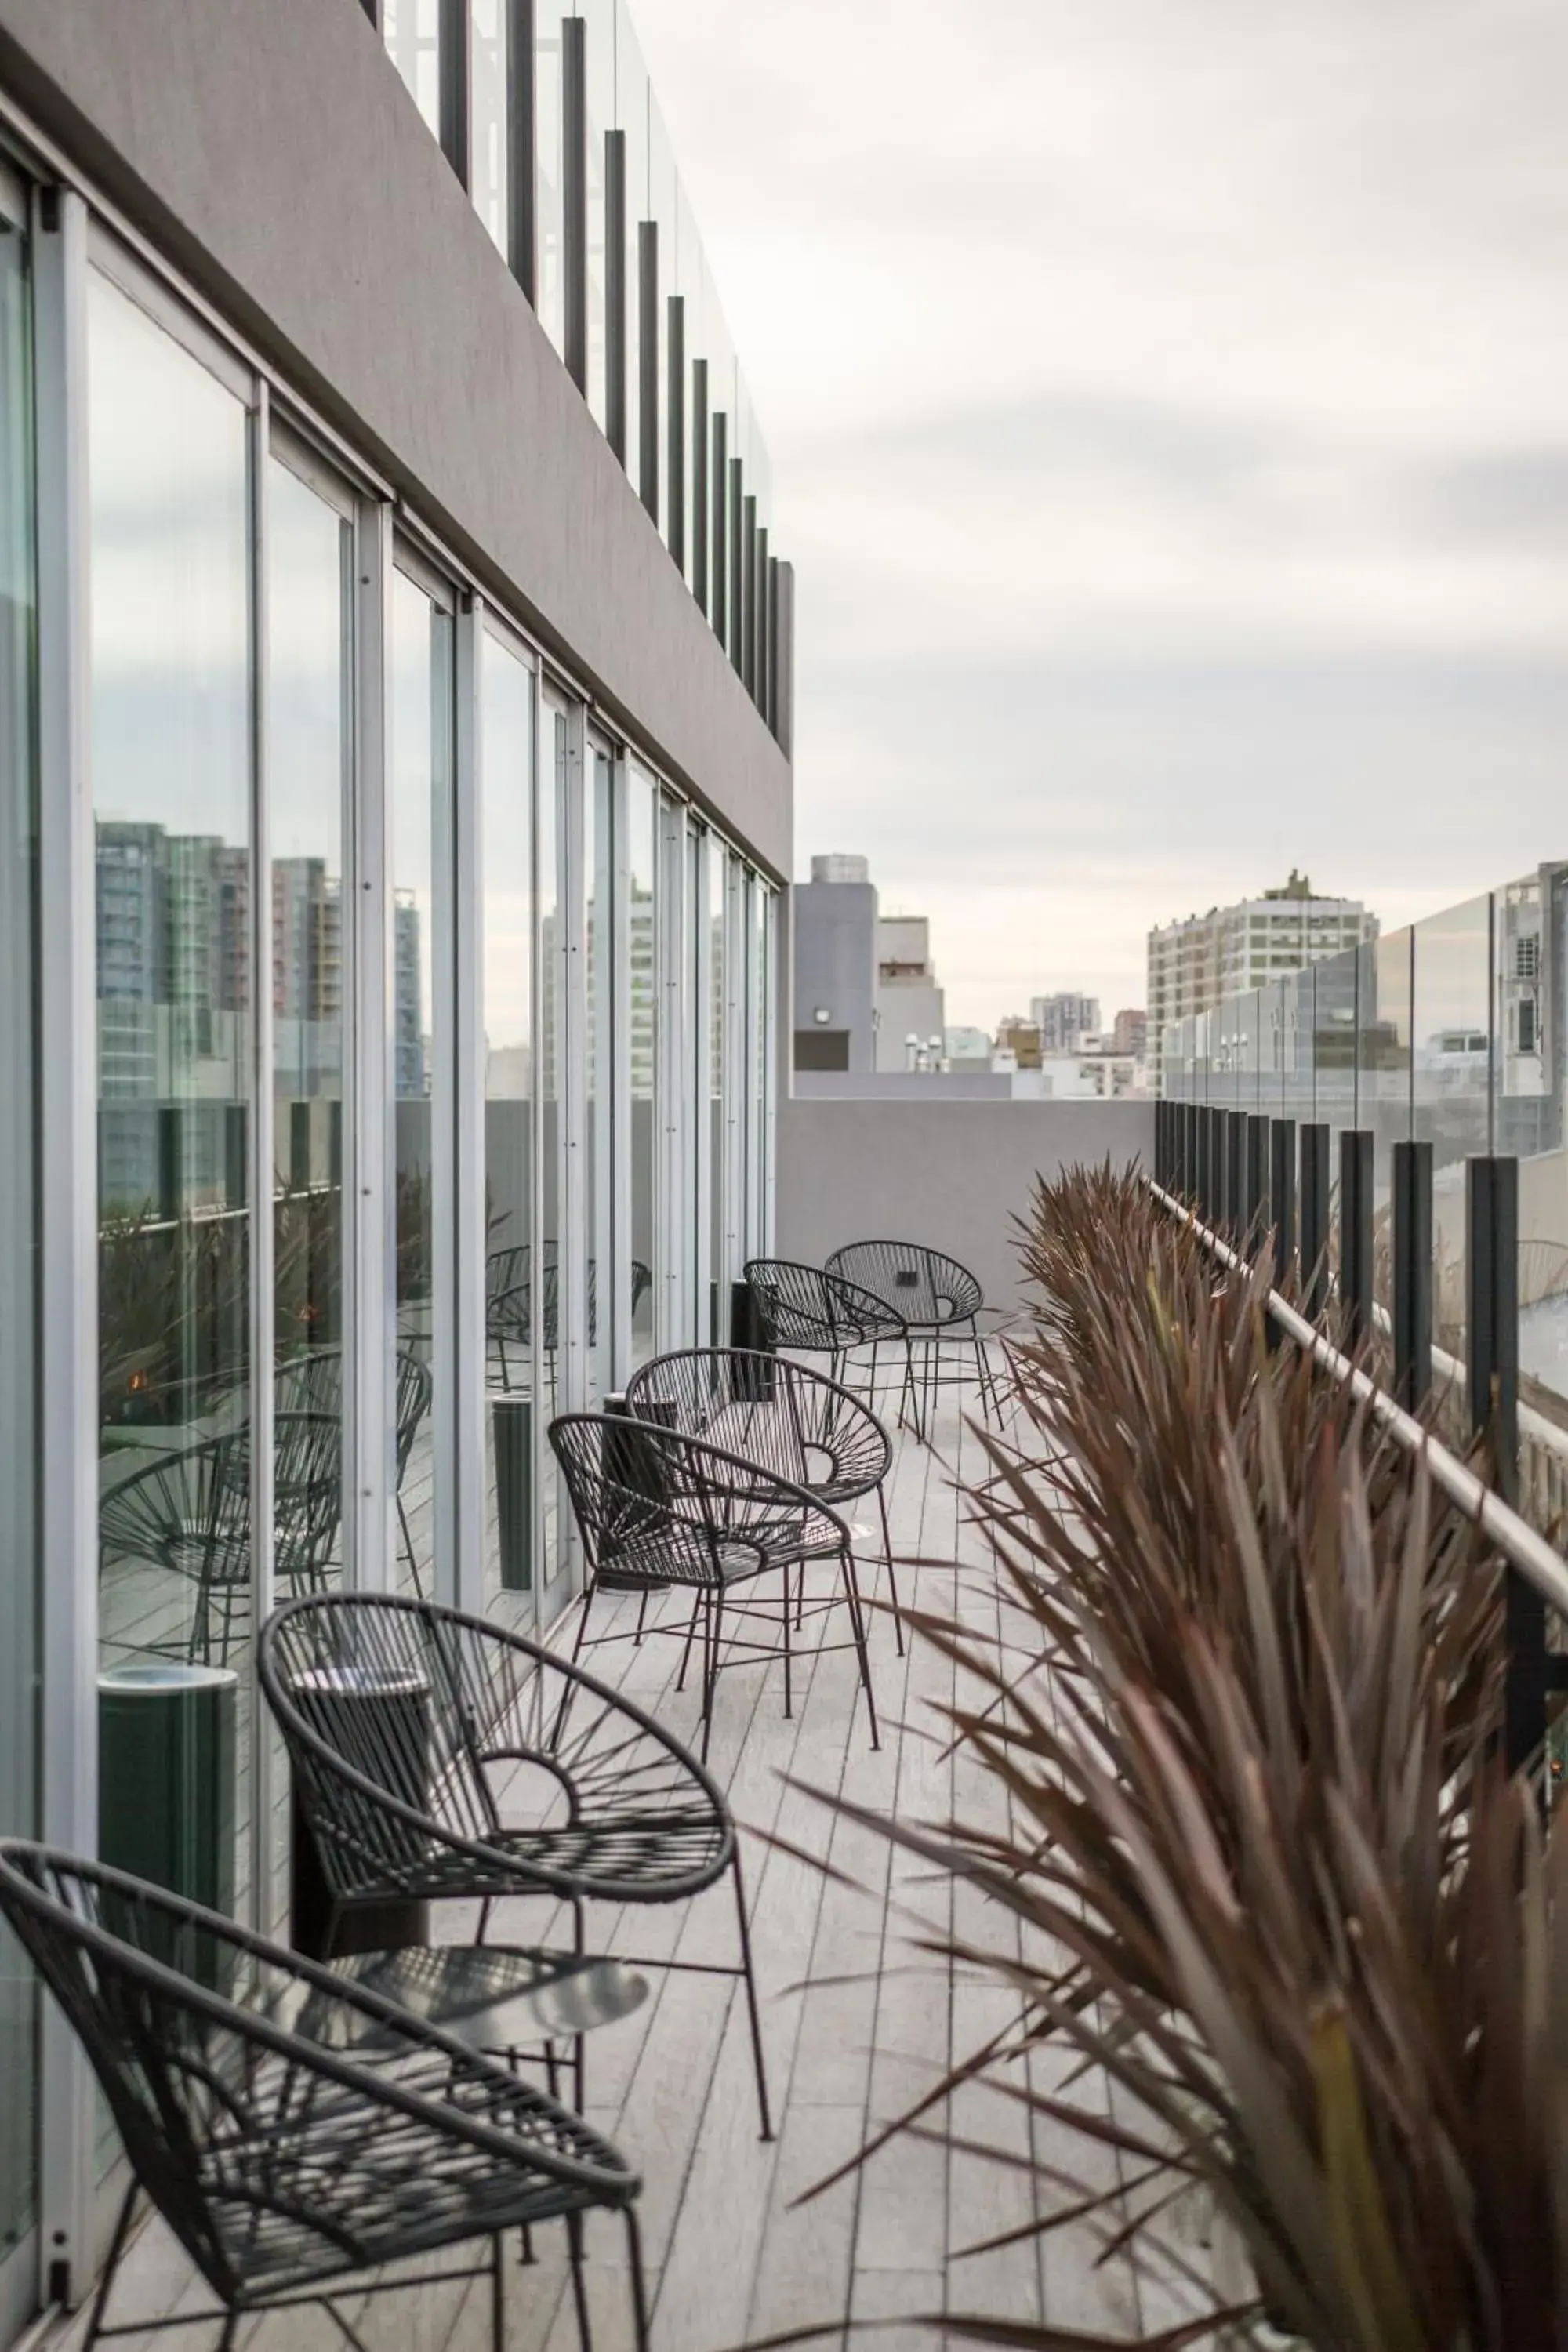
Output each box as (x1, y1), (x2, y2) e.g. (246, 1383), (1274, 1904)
(1181, 1102), (1196, 1201)
(1339, 1127), (1374, 1351)
(1245, 1114), (1268, 1254)
(1391, 1138), (1432, 1410)
(1198, 1107), (1214, 1221)
(1300, 1122), (1330, 1319)
(1270, 1117), (1295, 1292)
(1467, 1154), (1537, 1771)
(1225, 1111), (1246, 1238)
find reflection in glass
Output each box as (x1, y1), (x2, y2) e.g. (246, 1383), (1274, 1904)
(584, 742), (614, 1401)
(481, 633), (535, 1621)
(627, 766), (658, 1367)
(708, 832), (727, 1328)
(539, 697), (566, 1581)
(389, 572), (451, 1599)
(90, 275), (252, 1936)
(268, 459), (348, 1599)
(1411, 895), (1491, 1361)
(0, 192), (39, 2266)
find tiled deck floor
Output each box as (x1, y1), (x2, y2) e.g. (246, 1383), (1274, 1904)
(71, 1352), (1210, 2352)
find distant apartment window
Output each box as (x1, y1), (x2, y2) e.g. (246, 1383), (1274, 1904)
(1516, 935), (1541, 981)
(1518, 999), (1538, 1055)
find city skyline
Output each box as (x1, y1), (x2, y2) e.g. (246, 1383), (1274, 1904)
(637, 0), (1568, 1025)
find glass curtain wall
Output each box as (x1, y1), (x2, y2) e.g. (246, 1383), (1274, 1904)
(480, 628), (536, 1622)
(388, 568), (455, 1602)
(267, 455), (350, 1614)
(539, 691), (568, 1577)
(89, 273), (254, 1918)
(584, 736), (614, 1400)
(383, 0), (442, 138)
(626, 760), (658, 1367)
(0, 176), (39, 2293)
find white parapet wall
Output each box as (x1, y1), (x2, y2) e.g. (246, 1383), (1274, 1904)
(777, 1096), (1156, 1316)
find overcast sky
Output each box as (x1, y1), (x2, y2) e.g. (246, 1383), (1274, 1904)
(634, 0), (1568, 1028)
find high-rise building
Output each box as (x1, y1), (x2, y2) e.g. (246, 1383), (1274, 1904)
(1112, 1008), (1148, 1059)
(1029, 993), (1101, 1054)
(1147, 871), (1377, 1091)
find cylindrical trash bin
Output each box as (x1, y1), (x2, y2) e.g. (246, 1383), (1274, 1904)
(98, 1662), (238, 1980)
(492, 1394), (533, 1592)
(729, 1280), (777, 1399)
(287, 1664), (432, 1962)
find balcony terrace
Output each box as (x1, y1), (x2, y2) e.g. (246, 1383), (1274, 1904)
(74, 1329), (1207, 2352)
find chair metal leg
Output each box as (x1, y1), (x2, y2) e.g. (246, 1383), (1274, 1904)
(839, 1544), (880, 1749)
(565, 2209), (593, 2352)
(877, 1483), (905, 1657)
(489, 2230), (506, 2352)
(780, 1562), (793, 1718)
(700, 1587), (724, 1766)
(623, 2206), (652, 2352)
(82, 2182), (139, 2352)
(732, 1844), (775, 2140)
(676, 1588), (701, 1692)
(633, 1589), (649, 1647)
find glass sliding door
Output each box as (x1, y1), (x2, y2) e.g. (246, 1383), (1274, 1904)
(626, 762), (659, 1370)
(267, 452), (350, 1618)
(0, 175), (40, 2319)
(89, 273), (255, 1932)
(707, 830), (727, 1339)
(539, 691), (568, 1582)
(388, 565), (454, 1601)
(480, 628), (536, 1624)
(583, 734), (614, 1403)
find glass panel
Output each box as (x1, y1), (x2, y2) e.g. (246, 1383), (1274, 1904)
(687, 825), (703, 1343)
(383, 0), (441, 138)
(472, 0), (509, 256)
(626, 763), (658, 1369)
(583, 739), (613, 1400)
(268, 459), (348, 1580)
(1363, 930), (1413, 1210)
(723, 852), (746, 1280)
(1312, 945), (1359, 1143)
(707, 830), (725, 1334)
(481, 631), (535, 1623)
(1501, 873), (1568, 1410)
(389, 571), (453, 1600)
(539, 695), (566, 1580)
(90, 278), (254, 1933)
(1411, 894), (1490, 1367)
(535, 15), (564, 356)
(746, 873), (767, 1258)
(0, 188), (38, 2268)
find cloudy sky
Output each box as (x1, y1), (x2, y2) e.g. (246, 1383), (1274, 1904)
(633, 0), (1568, 1028)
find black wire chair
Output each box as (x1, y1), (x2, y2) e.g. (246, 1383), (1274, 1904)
(277, 1348), (433, 1596)
(0, 1841), (648, 2352)
(742, 1257), (916, 1426)
(549, 1414), (880, 1758)
(259, 1591), (774, 2138)
(622, 1347), (903, 1654)
(825, 1240), (1004, 1437)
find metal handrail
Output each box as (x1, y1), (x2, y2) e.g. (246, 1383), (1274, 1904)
(1148, 1177), (1568, 1623)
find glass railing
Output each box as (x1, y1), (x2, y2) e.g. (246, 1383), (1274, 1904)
(1160, 863), (1568, 1419)
(379, 0), (782, 733)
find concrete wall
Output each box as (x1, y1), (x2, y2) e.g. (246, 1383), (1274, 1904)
(790, 878), (877, 1072)
(0, 0), (789, 875)
(778, 1096), (1155, 1312)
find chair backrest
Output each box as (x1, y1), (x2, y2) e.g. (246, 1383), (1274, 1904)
(275, 1345), (342, 1417)
(0, 1843), (317, 2301)
(267, 1410), (343, 1566)
(547, 1410), (680, 1574)
(260, 1593), (731, 1903)
(626, 1347), (891, 1496)
(260, 1595), (500, 1895)
(743, 1258), (903, 1351)
(826, 1240), (982, 1327)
